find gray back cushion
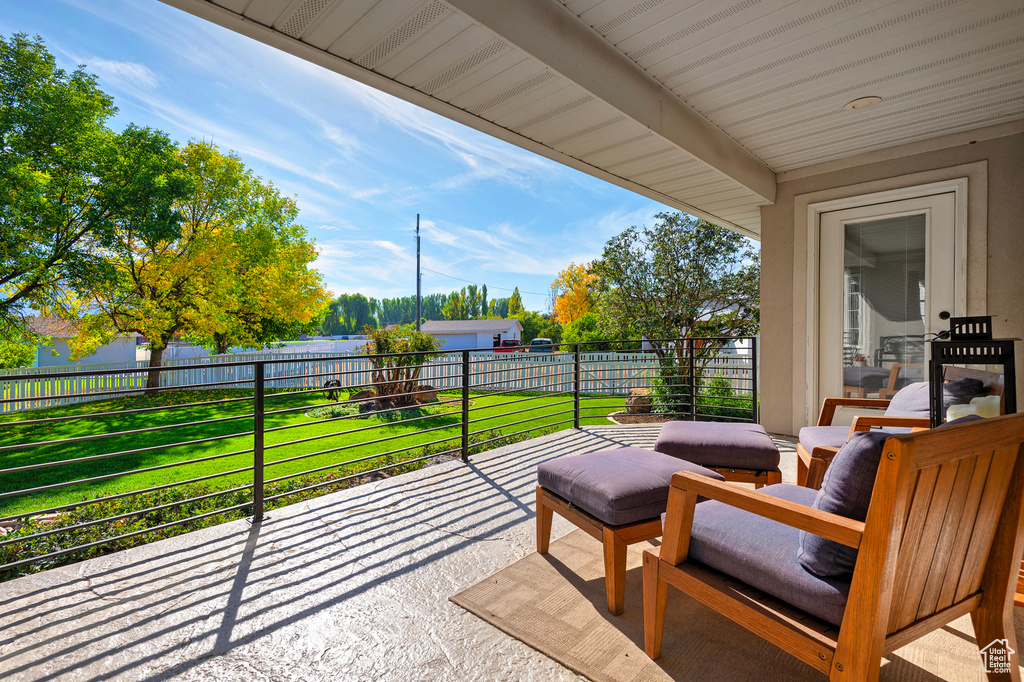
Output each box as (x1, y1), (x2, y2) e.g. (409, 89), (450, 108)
(798, 430), (889, 577)
(797, 412), (987, 578)
(885, 379), (987, 419)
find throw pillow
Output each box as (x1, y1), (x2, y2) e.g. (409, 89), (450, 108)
(798, 430), (889, 577)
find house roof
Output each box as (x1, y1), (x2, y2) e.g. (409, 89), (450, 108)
(421, 319), (524, 334)
(162, 0), (1024, 239)
(27, 317), (81, 339)
(27, 317), (138, 339)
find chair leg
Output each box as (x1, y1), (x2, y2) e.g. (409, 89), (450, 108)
(797, 453), (809, 487)
(603, 526), (627, 615)
(971, 606), (1021, 681)
(643, 550), (667, 659)
(766, 469), (782, 486)
(536, 487), (553, 554)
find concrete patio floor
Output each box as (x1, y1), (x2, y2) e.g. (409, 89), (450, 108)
(0, 426), (1000, 681)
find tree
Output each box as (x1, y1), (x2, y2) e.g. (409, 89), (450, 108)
(441, 291), (467, 320)
(480, 284), (488, 319)
(361, 325), (439, 407)
(73, 141), (327, 390)
(67, 131), (198, 389)
(551, 262), (597, 325)
(592, 212), (759, 413)
(562, 311), (614, 350)
(491, 297), (509, 319)
(0, 34), (119, 338)
(591, 212), (759, 359)
(513, 310), (543, 344)
(177, 143), (329, 354)
(0, 340), (35, 369)
(465, 284), (479, 319)
(536, 317), (563, 345)
(323, 294), (377, 336)
(507, 287), (525, 317)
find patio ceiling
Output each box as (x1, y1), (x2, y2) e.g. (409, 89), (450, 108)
(162, 0), (1024, 238)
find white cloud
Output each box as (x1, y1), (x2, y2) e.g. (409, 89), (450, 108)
(88, 57), (158, 89)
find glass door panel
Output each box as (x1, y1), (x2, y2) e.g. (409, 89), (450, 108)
(818, 192), (956, 406)
(842, 215), (927, 396)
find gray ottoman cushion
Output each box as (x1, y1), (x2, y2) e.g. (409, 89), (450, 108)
(688, 483), (850, 626)
(654, 421), (781, 470)
(537, 447), (724, 526)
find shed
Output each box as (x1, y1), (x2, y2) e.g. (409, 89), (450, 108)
(29, 317), (140, 368)
(420, 319), (523, 351)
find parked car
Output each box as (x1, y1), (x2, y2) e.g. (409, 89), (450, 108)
(527, 338), (554, 352)
(494, 339), (524, 353)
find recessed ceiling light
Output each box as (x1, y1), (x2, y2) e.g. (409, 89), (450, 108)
(844, 96), (883, 111)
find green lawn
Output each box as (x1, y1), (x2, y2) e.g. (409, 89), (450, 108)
(0, 388), (623, 517)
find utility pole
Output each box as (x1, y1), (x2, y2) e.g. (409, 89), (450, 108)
(416, 214), (421, 332)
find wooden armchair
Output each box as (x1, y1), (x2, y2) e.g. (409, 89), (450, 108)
(644, 412), (1024, 681)
(797, 366), (1004, 489)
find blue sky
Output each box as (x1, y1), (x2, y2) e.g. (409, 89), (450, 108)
(2, 0), (673, 311)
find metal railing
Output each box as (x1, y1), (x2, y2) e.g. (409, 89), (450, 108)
(0, 337), (756, 579)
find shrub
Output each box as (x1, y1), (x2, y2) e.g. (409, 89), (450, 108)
(696, 375), (753, 421)
(648, 356), (691, 416)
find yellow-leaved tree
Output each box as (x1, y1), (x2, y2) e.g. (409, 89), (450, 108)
(551, 261), (596, 325)
(73, 141), (329, 391)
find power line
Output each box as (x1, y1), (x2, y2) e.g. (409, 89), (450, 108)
(420, 266), (549, 297)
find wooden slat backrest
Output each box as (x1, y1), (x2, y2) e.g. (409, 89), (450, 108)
(878, 414), (1024, 635)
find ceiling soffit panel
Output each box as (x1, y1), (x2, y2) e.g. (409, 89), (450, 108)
(173, 0), (773, 237)
(562, 0), (1024, 173)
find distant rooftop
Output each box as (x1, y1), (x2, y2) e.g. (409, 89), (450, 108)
(421, 319), (523, 334)
(27, 317), (137, 339)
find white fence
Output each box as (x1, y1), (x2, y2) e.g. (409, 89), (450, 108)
(0, 350), (754, 415)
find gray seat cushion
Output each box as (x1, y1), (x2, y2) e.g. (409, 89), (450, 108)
(842, 366), (890, 389)
(799, 379), (990, 453)
(537, 447), (724, 526)
(687, 483), (850, 626)
(798, 430), (890, 577)
(653, 421), (781, 470)
(797, 425), (849, 453)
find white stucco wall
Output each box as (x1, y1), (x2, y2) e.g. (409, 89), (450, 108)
(431, 326), (520, 351)
(759, 126), (1024, 436)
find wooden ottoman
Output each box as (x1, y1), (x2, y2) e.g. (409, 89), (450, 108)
(536, 447), (723, 615)
(653, 421), (782, 489)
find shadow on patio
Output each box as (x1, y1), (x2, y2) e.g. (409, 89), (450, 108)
(0, 426), (1011, 681)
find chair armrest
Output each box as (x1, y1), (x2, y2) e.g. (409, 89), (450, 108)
(847, 415), (930, 438)
(661, 472), (864, 568)
(804, 446), (840, 490)
(817, 397), (891, 425)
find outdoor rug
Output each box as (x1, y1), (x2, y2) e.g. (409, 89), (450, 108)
(450, 529), (1016, 682)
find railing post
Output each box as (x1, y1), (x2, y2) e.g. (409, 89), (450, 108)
(461, 350), (470, 462)
(573, 344), (581, 429)
(253, 361), (265, 522)
(751, 336), (759, 423)
(688, 337), (696, 421)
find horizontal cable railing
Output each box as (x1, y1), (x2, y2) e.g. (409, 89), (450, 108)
(0, 336), (757, 580)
